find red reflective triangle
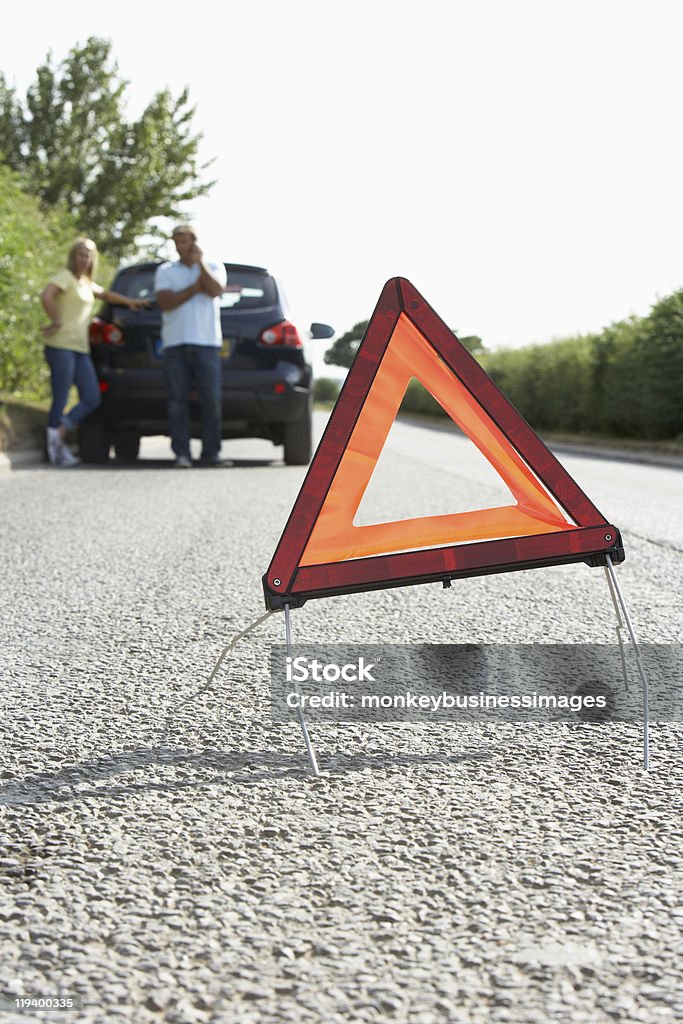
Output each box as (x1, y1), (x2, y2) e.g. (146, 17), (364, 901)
(263, 278), (623, 609)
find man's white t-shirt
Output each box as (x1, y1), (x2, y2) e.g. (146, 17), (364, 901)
(154, 260), (227, 349)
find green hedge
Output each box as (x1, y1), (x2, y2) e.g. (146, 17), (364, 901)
(398, 291), (683, 441)
(313, 377), (341, 404)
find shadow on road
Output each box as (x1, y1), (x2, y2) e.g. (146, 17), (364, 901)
(0, 746), (493, 805)
(102, 458), (281, 470)
(8, 457), (282, 471)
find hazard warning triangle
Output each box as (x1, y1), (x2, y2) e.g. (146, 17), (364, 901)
(263, 278), (624, 609)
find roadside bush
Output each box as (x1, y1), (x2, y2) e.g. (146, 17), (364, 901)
(0, 165), (116, 397)
(483, 335), (595, 434)
(614, 294), (683, 438)
(0, 165), (76, 396)
(400, 379), (447, 419)
(482, 292), (683, 441)
(313, 377), (341, 404)
(379, 293), (683, 440)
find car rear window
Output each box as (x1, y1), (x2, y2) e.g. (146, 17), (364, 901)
(111, 265), (278, 308)
(114, 267), (157, 300)
(221, 268), (278, 309)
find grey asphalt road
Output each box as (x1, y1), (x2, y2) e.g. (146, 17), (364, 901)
(1, 412), (682, 1024)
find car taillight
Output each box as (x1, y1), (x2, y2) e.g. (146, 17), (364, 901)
(259, 320), (303, 348)
(89, 318), (123, 346)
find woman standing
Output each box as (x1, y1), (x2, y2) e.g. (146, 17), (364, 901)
(41, 237), (147, 466)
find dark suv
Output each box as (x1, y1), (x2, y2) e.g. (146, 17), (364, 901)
(82, 261), (333, 465)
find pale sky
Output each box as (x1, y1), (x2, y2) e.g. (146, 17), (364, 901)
(3, 0), (683, 377)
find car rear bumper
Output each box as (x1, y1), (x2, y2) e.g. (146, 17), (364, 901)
(89, 364), (311, 437)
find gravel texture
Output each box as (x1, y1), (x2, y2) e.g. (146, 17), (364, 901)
(1, 419), (682, 1023)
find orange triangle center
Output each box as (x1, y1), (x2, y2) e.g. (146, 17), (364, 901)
(300, 314), (572, 566)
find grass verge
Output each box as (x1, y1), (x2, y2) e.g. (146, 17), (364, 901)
(0, 393), (49, 453)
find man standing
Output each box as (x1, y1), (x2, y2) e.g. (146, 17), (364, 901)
(155, 225), (227, 467)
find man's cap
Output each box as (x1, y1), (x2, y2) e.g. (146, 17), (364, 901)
(172, 223), (197, 239)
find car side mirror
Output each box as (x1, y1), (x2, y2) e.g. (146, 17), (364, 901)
(310, 323), (335, 340)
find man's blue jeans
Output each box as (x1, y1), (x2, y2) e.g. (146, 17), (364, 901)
(44, 346), (101, 429)
(163, 344), (222, 460)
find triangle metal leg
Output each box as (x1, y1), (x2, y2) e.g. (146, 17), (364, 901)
(604, 560), (630, 695)
(604, 554), (650, 770)
(284, 604), (320, 776)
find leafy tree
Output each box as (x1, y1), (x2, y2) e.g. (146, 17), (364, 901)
(0, 37), (213, 259)
(324, 320), (368, 369)
(458, 335), (486, 355)
(324, 320), (486, 371)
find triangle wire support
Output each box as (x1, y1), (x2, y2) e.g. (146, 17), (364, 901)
(284, 603), (321, 777)
(604, 560), (630, 694)
(604, 554), (650, 771)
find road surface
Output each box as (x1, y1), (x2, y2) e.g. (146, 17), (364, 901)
(1, 412), (681, 1023)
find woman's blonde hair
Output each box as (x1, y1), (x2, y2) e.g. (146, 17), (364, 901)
(67, 237), (98, 279)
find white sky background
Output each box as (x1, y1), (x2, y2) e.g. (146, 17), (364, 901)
(3, 0), (683, 377)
